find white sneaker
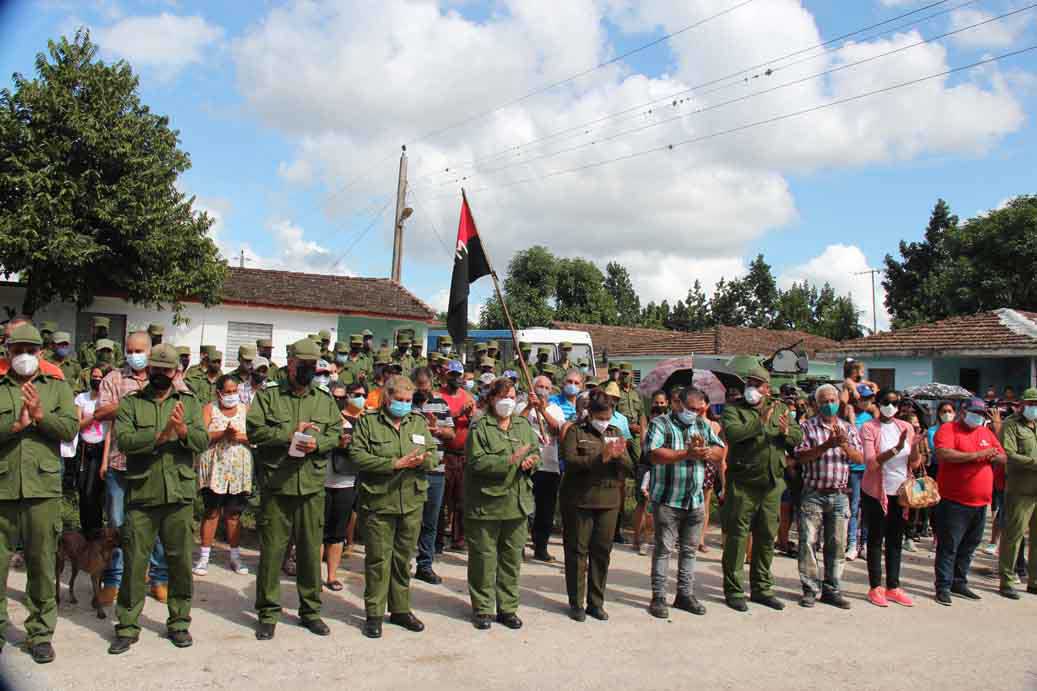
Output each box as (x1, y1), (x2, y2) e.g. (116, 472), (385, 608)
(981, 543), (998, 556)
(845, 544), (857, 561)
(903, 538), (917, 553)
(638, 543), (650, 556)
(192, 560), (209, 576)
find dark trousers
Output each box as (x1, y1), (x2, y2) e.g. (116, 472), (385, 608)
(934, 499), (986, 593)
(862, 493), (905, 589)
(532, 471), (561, 551)
(78, 442), (105, 538)
(562, 503), (619, 609)
(417, 472), (446, 570)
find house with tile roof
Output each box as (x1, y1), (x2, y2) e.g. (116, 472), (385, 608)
(0, 267), (437, 369)
(815, 308), (1037, 395)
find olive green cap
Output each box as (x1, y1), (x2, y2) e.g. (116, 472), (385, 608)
(487, 340), (500, 349)
(519, 342), (531, 352)
(1022, 387), (1037, 401)
(439, 335), (453, 346)
(479, 356), (496, 368)
(475, 342), (488, 353)
(238, 344), (257, 361)
(745, 363), (771, 384)
(318, 329), (331, 341)
(411, 342), (423, 350)
(148, 344), (178, 369)
(397, 337), (411, 347)
(256, 338), (273, 349)
(147, 323), (164, 336)
(537, 346), (552, 356)
(585, 376), (601, 387)
(619, 361), (633, 372)
(307, 333), (319, 342)
(429, 352), (444, 364)
(95, 338), (115, 351)
(93, 316), (111, 329)
(201, 344), (216, 356)
(560, 341), (573, 350)
(40, 321), (58, 334)
(334, 341), (349, 353)
(375, 351), (392, 365)
(291, 338), (321, 361)
(175, 346), (190, 357)
(607, 362), (619, 371)
(209, 350), (223, 362)
(52, 331), (72, 344)
(350, 334), (363, 346)
(7, 323), (42, 346)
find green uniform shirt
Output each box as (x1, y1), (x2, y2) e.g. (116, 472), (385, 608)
(114, 386), (208, 508)
(721, 398), (803, 489)
(45, 355), (81, 388)
(617, 386), (645, 433)
(246, 381), (342, 496)
(0, 368), (78, 500)
(336, 354), (370, 386)
(394, 353), (416, 375)
(185, 371), (221, 407)
(464, 414), (540, 520)
(1000, 414), (1037, 495)
(349, 409), (436, 515)
(183, 364), (205, 380)
(559, 420), (633, 509)
(78, 340), (124, 369)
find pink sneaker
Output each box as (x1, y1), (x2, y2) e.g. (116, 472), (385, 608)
(886, 588), (914, 607)
(867, 587), (889, 607)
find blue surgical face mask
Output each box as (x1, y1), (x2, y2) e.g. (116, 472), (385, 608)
(964, 412), (986, 428)
(335, 354), (348, 365)
(464, 379), (475, 391)
(314, 374), (331, 388)
(126, 352), (148, 371)
(563, 383), (581, 397)
(388, 400), (412, 418)
(1024, 406), (1037, 421)
(677, 409), (698, 425)
(820, 401), (840, 417)
(350, 396), (366, 410)
(54, 345), (71, 359)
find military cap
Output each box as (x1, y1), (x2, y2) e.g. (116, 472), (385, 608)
(291, 338), (321, 361)
(95, 338), (115, 351)
(334, 341), (349, 354)
(745, 362), (771, 384)
(585, 376), (601, 387)
(318, 329), (331, 341)
(619, 361), (633, 372)
(175, 345), (190, 357)
(209, 350), (223, 362)
(307, 333), (319, 342)
(238, 344), (257, 361)
(201, 344), (216, 356)
(560, 341), (573, 350)
(1022, 387), (1037, 401)
(92, 316), (111, 329)
(388, 361), (404, 372)
(374, 351), (392, 365)
(148, 344), (179, 369)
(428, 352), (444, 364)
(7, 323), (42, 346)
(537, 346), (552, 356)
(519, 342), (531, 352)
(479, 356), (496, 368)
(253, 356), (270, 371)
(350, 334), (363, 346)
(256, 338), (274, 349)
(40, 321), (58, 334)
(439, 335), (453, 347)
(362, 329), (374, 337)
(397, 339), (411, 348)
(603, 381), (622, 399)
(52, 331), (72, 344)
(487, 340), (500, 349)
(148, 323), (164, 336)
(475, 342), (488, 353)
(607, 362), (619, 372)
(411, 341), (423, 350)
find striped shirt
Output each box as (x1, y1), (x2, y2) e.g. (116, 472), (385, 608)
(647, 412), (725, 510)
(794, 415), (862, 491)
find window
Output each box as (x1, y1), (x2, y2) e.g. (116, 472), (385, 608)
(226, 321), (273, 368)
(76, 312), (127, 350)
(868, 368), (896, 392)
(633, 369), (642, 386)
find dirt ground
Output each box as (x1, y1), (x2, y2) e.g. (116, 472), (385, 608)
(1, 525), (1035, 691)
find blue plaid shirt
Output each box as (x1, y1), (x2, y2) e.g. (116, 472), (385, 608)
(647, 412), (725, 510)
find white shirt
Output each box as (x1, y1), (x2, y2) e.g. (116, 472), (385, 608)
(62, 392), (107, 457)
(878, 420), (909, 496)
(528, 403), (565, 474)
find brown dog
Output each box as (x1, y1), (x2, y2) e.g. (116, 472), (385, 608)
(56, 528), (120, 619)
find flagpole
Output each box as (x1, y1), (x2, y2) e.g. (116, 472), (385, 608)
(462, 188), (548, 439)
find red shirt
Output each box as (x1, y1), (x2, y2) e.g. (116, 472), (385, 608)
(933, 421), (1005, 507)
(438, 386), (474, 454)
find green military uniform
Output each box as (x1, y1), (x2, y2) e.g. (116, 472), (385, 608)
(719, 369), (803, 604)
(317, 330), (332, 362)
(256, 339), (280, 383)
(337, 335), (371, 386)
(437, 335), (455, 359)
(559, 419), (633, 611)
(75, 338), (116, 394)
(39, 321), (58, 359)
(393, 338), (415, 376)
(228, 344), (256, 389)
(486, 341), (503, 376)
(533, 347), (562, 386)
(183, 345), (216, 381)
(0, 325), (78, 651)
(999, 404), (1037, 591)
(113, 345), (208, 641)
(45, 332), (81, 390)
(349, 406), (436, 618)
(412, 347), (428, 370)
(185, 349), (222, 406)
(557, 341), (575, 373)
(508, 343), (531, 380)
(247, 339), (342, 629)
(464, 413), (540, 616)
(616, 363), (645, 465)
(77, 317), (124, 369)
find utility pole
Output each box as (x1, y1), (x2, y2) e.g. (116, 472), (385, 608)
(855, 269), (881, 334)
(239, 249), (246, 269)
(390, 146), (412, 283)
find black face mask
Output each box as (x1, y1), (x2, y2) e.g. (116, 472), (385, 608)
(253, 374), (267, 386)
(96, 352), (113, 364)
(151, 336), (162, 346)
(295, 365), (316, 386)
(149, 373), (172, 391)
(334, 396), (348, 411)
(446, 376), (461, 391)
(179, 357), (190, 370)
(90, 379), (102, 391)
(651, 405), (668, 416)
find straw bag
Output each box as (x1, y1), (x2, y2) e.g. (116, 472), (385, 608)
(897, 469), (941, 509)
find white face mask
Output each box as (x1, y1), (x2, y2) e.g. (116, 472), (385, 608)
(11, 353), (39, 377)
(879, 404), (898, 419)
(494, 398), (516, 418)
(744, 386), (763, 405)
(220, 393), (240, 408)
(591, 419), (610, 433)
(939, 412), (955, 424)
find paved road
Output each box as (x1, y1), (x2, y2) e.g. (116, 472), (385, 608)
(2, 527), (1035, 690)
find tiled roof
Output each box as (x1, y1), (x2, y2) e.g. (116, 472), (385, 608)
(220, 267), (436, 321)
(821, 309), (1037, 355)
(551, 321), (838, 359)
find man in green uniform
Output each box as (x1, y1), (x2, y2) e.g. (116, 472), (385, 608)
(147, 323), (164, 346)
(39, 321), (58, 357)
(473, 342), (489, 369)
(393, 336), (415, 375)
(174, 346), (191, 372)
(720, 364), (803, 612)
(337, 334), (370, 386)
(349, 375), (436, 638)
(998, 388), (1037, 598)
(411, 340), (428, 369)
(486, 341), (503, 376)
(185, 350), (222, 406)
(437, 335), (454, 358)
(108, 344), (208, 655)
(317, 329), (332, 361)
(247, 338), (341, 640)
(509, 342), (531, 376)
(558, 342), (576, 372)
(78, 316), (124, 369)
(75, 338), (116, 394)
(612, 362), (646, 544)
(534, 347), (562, 386)
(45, 331), (81, 386)
(0, 324), (78, 664)
(183, 345), (215, 380)
(256, 338), (280, 383)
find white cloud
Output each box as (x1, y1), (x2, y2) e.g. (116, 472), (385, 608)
(241, 219), (353, 276)
(230, 0), (1028, 311)
(94, 12), (223, 78)
(779, 244), (889, 333)
(277, 158), (314, 185)
(427, 287), (482, 323)
(949, 8), (1031, 50)
(193, 194), (233, 254)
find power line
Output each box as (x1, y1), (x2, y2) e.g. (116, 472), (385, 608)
(412, 3), (1036, 190)
(327, 198), (394, 272)
(422, 45), (1037, 202)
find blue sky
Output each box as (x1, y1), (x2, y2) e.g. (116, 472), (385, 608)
(1, 0), (1034, 331)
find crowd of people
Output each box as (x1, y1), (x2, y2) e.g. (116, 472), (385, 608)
(0, 317), (1034, 665)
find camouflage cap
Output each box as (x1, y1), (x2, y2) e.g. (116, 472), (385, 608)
(334, 341), (349, 354)
(148, 344), (178, 369)
(318, 329), (331, 341)
(40, 320), (58, 334)
(238, 344), (257, 361)
(292, 338), (321, 362)
(52, 331), (72, 344)
(7, 323), (42, 346)
(1022, 387), (1037, 401)
(92, 316), (111, 329)
(147, 323), (164, 336)
(95, 338), (115, 351)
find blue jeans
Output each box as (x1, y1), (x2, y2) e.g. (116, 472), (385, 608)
(417, 472), (446, 571)
(847, 469), (865, 547)
(934, 499), (986, 593)
(797, 490), (849, 597)
(103, 470), (169, 587)
(650, 503), (704, 599)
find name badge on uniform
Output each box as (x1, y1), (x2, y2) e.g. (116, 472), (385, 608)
(412, 434), (426, 446)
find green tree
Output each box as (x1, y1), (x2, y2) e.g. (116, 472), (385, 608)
(709, 277), (749, 326)
(774, 281), (816, 331)
(603, 261), (640, 326)
(665, 299), (689, 331)
(684, 280), (711, 331)
(0, 30), (224, 317)
(555, 258), (617, 324)
(743, 254), (779, 328)
(883, 198), (956, 328)
(479, 245), (557, 328)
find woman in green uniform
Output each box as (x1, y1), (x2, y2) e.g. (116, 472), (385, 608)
(464, 377), (540, 630)
(560, 389), (633, 621)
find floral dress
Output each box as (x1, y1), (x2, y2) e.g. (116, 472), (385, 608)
(197, 403), (253, 496)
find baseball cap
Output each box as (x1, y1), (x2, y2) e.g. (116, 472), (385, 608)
(446, 359), (464, 375)
(253, 356), (270, 371)
(856, 384), (875, 398)
(503, 370), (518, 380)
(964, 397), (988, 413)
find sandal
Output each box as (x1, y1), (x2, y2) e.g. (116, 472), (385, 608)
(325, 580), (344, 592)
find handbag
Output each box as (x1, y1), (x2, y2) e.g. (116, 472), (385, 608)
(897, 467), (941, 509)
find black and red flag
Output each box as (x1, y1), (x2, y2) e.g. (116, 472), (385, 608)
(447, 192), (491, 345)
